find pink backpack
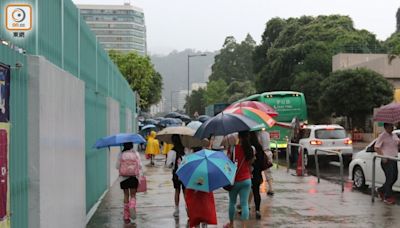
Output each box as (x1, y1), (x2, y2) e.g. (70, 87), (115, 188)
(119, 151), (140, 176)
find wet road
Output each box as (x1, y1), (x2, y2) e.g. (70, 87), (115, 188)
(88, 154), (400, 227)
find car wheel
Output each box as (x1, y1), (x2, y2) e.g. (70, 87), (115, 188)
(353, 166), (367, 189)
(303, 149), (314, 168)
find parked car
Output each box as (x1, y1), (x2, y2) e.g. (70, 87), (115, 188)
(298, 124), (353, 167)
(349, 130), (400, 190)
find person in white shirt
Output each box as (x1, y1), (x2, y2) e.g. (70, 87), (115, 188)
(258, 130), (274, 196)
(375, 123), (400, 205)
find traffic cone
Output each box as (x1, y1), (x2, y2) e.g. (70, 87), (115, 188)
(296, 148), (303, 176)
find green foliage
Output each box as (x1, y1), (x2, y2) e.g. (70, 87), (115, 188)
(148, 72), (163, 106)
(320, 68), (393, 129)
(291, 71), (326, 122)
(184, 88), (206, 115)
(225, 80), (257, 104)
(204, 79), (228, 105)
(109, 50), (163, 110)
(207, 34), (257, 104)
(255, 15), (383, 93)
(209, 34), (256, 83)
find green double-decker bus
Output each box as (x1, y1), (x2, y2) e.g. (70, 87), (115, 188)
(237, 91), (308, 149)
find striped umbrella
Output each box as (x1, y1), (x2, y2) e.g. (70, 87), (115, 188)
(224, 106), (276, 130)
(225, 101), (278, 117)
(373, 103), (400, 124)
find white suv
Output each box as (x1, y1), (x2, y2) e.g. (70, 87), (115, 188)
(298, 125), (353, 166)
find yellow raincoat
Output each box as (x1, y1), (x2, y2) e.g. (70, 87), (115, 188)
(162, 142), (174, 155)
(145, 131), (160, 155)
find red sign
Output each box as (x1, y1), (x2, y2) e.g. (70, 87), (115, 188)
(270, 131), (280, 139)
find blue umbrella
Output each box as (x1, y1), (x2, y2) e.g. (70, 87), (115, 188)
(176, 149), (237, 192)
(93, 133), (146, 149)
(141, 124), (156, 130)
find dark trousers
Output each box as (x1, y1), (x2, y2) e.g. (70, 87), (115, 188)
(251, 179), (261, 211)
(378, 160), (398, 198)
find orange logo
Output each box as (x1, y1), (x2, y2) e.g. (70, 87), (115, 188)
(6, 4), (32, 31)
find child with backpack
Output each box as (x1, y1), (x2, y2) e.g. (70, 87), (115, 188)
(116, 142), (143, 224)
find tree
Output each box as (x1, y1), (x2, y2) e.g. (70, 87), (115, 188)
(204, 79), (228, 105)
(291, 71), (326, 123)
(209, 34), (256, 83)
(109, 50), (163, 110)
(320, 68), (393, 129)
(207, 35), (257, 104)
(224, 80), (256, 103)
(184, 88), (206, 115)
(148, 72), (163, 106)
(254, 15), (383, 93)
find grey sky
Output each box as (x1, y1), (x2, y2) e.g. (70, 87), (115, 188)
(73, 0), (400, 55)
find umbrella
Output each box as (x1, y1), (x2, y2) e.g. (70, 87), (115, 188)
(143, 119), (158, 125)
(223, 107), (276, 130)
(176, 149), (237, 192)
(141, 124), (156, 130)
(154, 117), (165, 122)
(187, 121), (203, 130)
(178, 114), (192, 123)
(225, 101), (278, 117)
(156, 126), (205, 148)
(373, 103), (400, 124)
(93, 133), (146, 149)
(198, 115), (211, 123)
(165, 112), (183, 119)
(158, 118), (183, 127)
(194, 113), (261, 139)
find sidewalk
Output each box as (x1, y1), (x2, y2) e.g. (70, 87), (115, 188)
(87, 155), (400, 227)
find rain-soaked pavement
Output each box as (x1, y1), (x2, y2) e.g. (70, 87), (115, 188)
(87, 153), (400, 228)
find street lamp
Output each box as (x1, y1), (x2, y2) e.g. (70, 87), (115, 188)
(187, 53), (206, 116)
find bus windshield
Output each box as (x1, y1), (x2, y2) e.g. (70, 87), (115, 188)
(260, 92), (307, 122)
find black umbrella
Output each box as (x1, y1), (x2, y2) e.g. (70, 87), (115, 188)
(198, 115), (211, 123)
(154, 117), (165, 122)
(143, 119), (158, 125)
(158, 118), (183, 127)
(164, 112), (182, 119)
(178, 114), (192, 123)
(194, 113), (260, 139)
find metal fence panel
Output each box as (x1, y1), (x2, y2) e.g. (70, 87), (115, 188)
(0, 0), (138, 223)
(85, 89), (108, 212)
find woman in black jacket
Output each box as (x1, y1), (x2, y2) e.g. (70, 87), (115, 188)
(249, 131), (264, 219)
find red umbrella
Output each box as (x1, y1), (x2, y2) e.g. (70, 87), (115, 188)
(373, 103), (400, 124)
(225, 101), (278, 117)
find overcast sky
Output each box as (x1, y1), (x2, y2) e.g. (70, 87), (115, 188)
(73, 0), (400, 55)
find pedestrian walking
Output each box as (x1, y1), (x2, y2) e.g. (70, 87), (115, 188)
(259, 130), (274, 196)
(162, 142), (174, 164)
(115, 142), (143, 224)
(249, 131), (265, 219)
(145, 131), (160, 166)
(375, 123), (400, 205)
(224, 131), (255, 228)
(185, 147), (217, 228)
(166, 134), (186, 217)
